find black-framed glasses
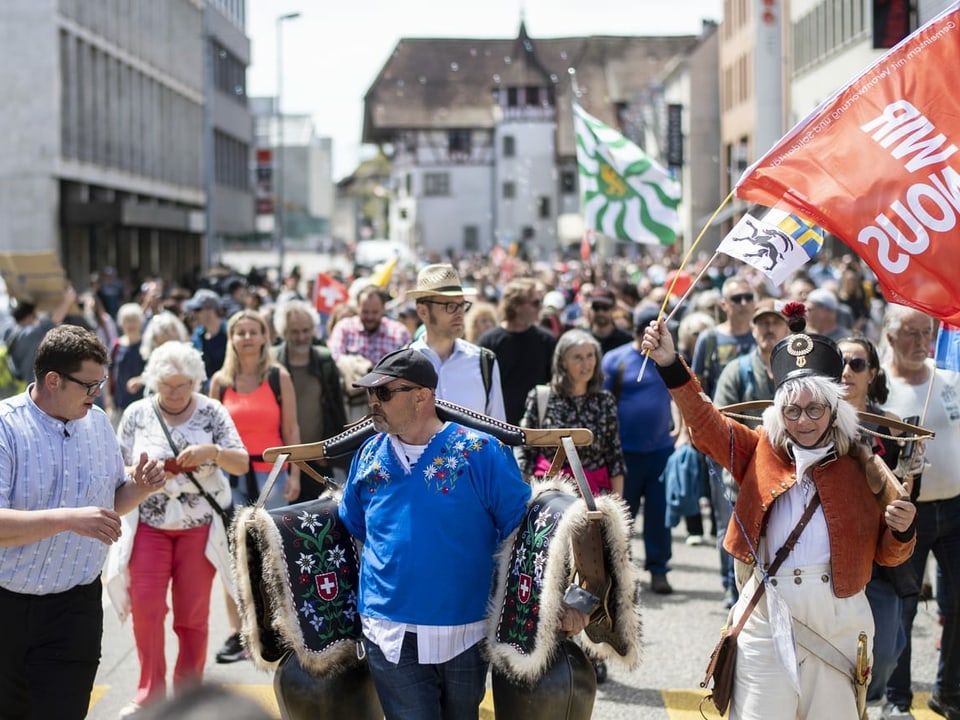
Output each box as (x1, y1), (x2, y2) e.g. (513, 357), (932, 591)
(782, 402), (829, 421)
(726, 292), (755, 304)
(367, 385), (420, 402)
(421, 300), (472, 315)
(591, 303), (613, 312)
(60, 372), (108, 396)
(842, 357), (869, 373)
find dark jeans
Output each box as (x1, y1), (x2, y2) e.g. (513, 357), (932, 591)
(0, 577), (104, 720)
(707, 456), (738, 600)
(887, 494), (960, 709)
(623, 447), (674, 575)
(365, 632), (488, 720)
(865, 576), (905, 702)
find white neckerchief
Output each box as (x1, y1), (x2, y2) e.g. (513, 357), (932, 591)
(791, 444), (833, 501)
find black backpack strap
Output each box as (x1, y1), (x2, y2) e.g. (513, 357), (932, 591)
(268, 365), (282, 408)
(611, 360), (626, 403)
(479, 347), (496, 401)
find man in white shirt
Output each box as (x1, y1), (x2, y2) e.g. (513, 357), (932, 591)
(408, 264), (506, 420)
(880, 304), (960, 720)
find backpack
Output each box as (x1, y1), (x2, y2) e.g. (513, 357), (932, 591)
(0, 344), (26, 400)
(219, 365), (282, 407)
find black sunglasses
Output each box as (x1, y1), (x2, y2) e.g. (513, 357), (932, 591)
(842, 357), (869, 373)
(366, 385), (420, 402)
(591, 303), (613, 312)
(726, 293), (755, 304)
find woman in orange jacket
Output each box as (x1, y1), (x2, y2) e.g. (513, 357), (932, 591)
(641, 306), (916, 720)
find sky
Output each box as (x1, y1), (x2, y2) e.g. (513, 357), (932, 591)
(245, 0), (724, 181)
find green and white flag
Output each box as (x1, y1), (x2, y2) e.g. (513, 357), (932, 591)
(574, 102), (681, 245)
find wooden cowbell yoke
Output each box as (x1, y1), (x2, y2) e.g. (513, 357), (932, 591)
(232, 399), (641, 720)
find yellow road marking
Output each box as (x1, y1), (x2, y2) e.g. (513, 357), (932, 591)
(89, 684), (941, 718)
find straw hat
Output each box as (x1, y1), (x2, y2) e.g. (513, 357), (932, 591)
(405, 263), (477, 300)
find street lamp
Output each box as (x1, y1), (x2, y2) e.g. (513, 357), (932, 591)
(275, 11), (301, 281)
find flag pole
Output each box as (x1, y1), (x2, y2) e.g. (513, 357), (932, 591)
(637, 189), (736, 381)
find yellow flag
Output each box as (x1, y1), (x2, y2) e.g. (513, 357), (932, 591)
(370, 256), (398, 288)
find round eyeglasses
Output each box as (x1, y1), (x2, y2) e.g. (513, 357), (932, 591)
(782, 403), (829, 421)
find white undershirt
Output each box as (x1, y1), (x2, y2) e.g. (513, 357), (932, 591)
(763, 444), (832, 570)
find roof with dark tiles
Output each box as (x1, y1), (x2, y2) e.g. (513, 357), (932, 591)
(362, 23), (700, 156)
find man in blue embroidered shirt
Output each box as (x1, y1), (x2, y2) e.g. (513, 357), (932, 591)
(0, 325), (167, 720)
(338, 347), (530, 719)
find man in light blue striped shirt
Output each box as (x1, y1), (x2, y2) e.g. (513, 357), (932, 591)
(0, 325), (167, 720)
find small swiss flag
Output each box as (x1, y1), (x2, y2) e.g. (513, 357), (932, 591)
(314, 273), (349, 314)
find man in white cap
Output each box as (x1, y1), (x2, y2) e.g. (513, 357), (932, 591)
(408, 264), (506, 420)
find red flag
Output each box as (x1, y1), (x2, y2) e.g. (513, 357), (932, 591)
(580, 230), (593, 262)
(313, 273), (349, 314)
(736, 4), (960, 323)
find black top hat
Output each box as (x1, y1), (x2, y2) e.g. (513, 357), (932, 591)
(770, 302), (842, 387)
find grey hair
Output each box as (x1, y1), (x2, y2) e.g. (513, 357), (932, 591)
(117, 302), (145, 326)
(883, 302), (933, 338)
(273, 299), (319, 339)
(141, 341), (206, 394)
(551, 329), (603, 395)
(140, 311), (189, 360)
(762, 374), (860, 454)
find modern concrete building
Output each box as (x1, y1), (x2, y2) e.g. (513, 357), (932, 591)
(0, 0), (253, 287)
(362, 23), (716, 261)
(250, 98), (335, 250)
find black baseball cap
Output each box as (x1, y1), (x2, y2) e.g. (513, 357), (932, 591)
(353, 348), (439, 390)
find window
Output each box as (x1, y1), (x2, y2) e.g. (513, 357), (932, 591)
(561, 170), (577, 194)
(538, 196), (551, 219)
(502, 135), (515, 157)
(463, 225), (479, 252)
(424, 172), (450, 197)
(526, 86), (540, 106)
(507, 87), (518, 107)
(502, 181), (516, 199)
(448, 129), (471, 155)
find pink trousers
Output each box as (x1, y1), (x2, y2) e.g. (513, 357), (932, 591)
(128, 523), (216, 704)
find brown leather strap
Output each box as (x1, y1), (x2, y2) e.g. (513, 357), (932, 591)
(728, 494), (822, 639)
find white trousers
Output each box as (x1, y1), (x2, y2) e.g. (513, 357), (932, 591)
(729, 564), (873, 720)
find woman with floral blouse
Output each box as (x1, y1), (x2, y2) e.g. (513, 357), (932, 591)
(517, 329), (625, 497)
(108, 342), (248, 718)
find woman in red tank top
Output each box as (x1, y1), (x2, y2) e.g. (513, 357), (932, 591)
(208, 309), (301, 663)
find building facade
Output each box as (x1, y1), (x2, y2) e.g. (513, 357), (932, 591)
(362, 24), (712, 261)
(0, 0), (253, 287)
(250, 99), (335, 251)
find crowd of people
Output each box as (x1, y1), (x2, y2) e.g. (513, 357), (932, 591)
(0, 245), (957, 720)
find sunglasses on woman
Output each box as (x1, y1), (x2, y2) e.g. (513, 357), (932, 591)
(842, 357), (869, 373)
